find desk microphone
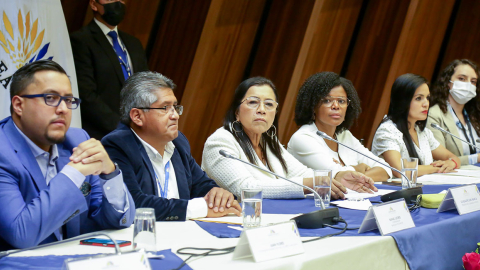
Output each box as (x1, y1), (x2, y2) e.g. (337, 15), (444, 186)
(431, 123), (480, 151)
(316, 131), (422, 203)
(219, 149), (339, 229)
(0, 232), (121, 258)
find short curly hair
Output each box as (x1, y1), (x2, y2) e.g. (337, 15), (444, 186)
(294, 72), (362, 134)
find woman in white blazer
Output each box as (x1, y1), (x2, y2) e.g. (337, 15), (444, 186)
(427, 59), (480, 165)
(202, 77), (377, 199)
(288, 72), (392, 182)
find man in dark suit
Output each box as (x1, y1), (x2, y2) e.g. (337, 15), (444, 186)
(70, 0), (149, 139)
(0, 60), (135, 251)
(102, 72), (241, 221)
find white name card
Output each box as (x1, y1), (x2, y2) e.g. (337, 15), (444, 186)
(65, 249), (151, 270)
(358, 198), (415, 235)
(232, 220), (304, 262)
(437, 185), (480, 215)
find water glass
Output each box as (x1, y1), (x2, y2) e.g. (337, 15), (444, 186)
(133, 208), (156, 251)
(241, 187), (263, 228)
(401, 157), (418, 189)
(313, 170), (332, 207)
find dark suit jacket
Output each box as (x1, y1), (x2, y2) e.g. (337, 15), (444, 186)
(0, 117), (135, 251)
(102, 124), (218, 221)
(70, 20), (149, 139)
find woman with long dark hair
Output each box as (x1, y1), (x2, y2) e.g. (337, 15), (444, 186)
(426, 59), (480, 165)
(288, 72), (391, 182)
(202, 77), (376, 199)
(372, 74), (460, 177)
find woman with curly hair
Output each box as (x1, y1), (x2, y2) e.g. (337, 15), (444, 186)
(372, 74), (460, 177)
(426, 59), (480, 165)
(288, 72), (391, 182)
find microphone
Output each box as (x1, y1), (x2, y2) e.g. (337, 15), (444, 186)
(316, 131), (422, 203)
(431, 123), (480, 151)
(219, 150), (340, 229)
(0, 232), (122, 258)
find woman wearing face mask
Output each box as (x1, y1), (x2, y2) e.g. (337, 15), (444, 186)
(372, 74), (460, 177)
(201, 77), (377, 200)
(427, 59), (480, 165)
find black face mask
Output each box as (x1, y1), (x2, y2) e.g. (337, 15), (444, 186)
(99, 1), (125, 26)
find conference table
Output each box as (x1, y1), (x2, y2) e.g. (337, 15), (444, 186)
(3, 165), (480, 270)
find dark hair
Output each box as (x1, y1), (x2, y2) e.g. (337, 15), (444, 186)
(294, 72), (362, 134)
(223, 77), (288, 174)
(384, 73), (429, 164)
(431, 59), (480, 136)
(10, 60), (68, 113)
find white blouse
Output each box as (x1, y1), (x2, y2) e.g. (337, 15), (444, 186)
(287, 123), (392, 178)
(201, 127), (310, 199)
(372, 119), (440, 165)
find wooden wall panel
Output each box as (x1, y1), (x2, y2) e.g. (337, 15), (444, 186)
(346, 0), (410, 143)
(247, 0), (315, 109)
(439, 0), (480, 71)
(278, 0), (363, 144)
(60, 0), (90, 33)
(148, 0), (212, 103)
(367, 0), (456, 147)
(179, 0), (267, 161)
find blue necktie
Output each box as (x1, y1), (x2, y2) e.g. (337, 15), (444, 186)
(107, 31), (130, 80)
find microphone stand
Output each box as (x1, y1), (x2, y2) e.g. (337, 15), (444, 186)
(431, 123), (480, 151)
(219, 150), (340, 229)
(316, 131), (423, 204)
(0, 232), (121, 259)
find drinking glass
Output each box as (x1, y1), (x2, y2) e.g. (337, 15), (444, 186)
(241, 187), (263, 228)
(313, 170), (332, 207)
(401, 157), (419, 189)
(133, 208), (156, 251)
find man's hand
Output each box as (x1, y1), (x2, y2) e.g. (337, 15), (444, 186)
(206, 201), (242, 218)
(69, 138), (115, 175)
(204, 187), (241, 213)
(335, 171), (378, 193)
(352, 163), (371, 174)
(67, 160), (103, 176)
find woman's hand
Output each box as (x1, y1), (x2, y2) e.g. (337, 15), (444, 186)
(352, 163), (371, 174)
(335, 171), (378, 193)
(330, 180), (347, 200)
(431, 160), (457, 173)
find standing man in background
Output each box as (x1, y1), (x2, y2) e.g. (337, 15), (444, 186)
(70, 0), (149, 139)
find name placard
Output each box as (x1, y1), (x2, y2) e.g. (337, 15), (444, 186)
(358, 198), (415, 235)
(65, 249), (151, 270)
(437, 185), (480, 215)
(232, 220), (304, 263)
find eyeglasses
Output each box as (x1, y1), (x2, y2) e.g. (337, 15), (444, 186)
(319, 97), (350, 107)
(241, 96), (278, 111)
(136, 105), (183, 115)
(20, 93), (82, 109)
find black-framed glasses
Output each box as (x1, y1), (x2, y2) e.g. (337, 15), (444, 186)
(241, 96), (278, 111)
(20, 93), (82, 109)
(136, 105), (183, 115)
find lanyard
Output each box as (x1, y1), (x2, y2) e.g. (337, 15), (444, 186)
(154, 161), (170, 198)
(452, 109), (477, 154)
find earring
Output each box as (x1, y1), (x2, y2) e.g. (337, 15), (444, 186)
(230, 120), (243, 133)
(266, 125), (277, 138)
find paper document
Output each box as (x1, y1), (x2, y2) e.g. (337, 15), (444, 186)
(331, 199), (373, 210)
(193, 214), (301, 226)
(417, 174), (480, 185)
(443, 169), (480, 178)
(344, 188), (395, 200)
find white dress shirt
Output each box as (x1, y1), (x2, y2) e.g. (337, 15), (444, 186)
(287, 123), (392, 178)
(94, 18), (133, 73)
(201, 127), (310, 199)
(131, 129), (208, 219)
(372, 119), (440, 165)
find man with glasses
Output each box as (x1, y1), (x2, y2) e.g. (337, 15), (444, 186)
(102, 71), (241, 221)
(0, 60), (135, 251)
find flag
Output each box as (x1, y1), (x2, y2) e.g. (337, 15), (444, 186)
(0, 0), (81, 127)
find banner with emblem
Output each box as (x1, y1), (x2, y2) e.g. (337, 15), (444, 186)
(0, 0), (81, 127)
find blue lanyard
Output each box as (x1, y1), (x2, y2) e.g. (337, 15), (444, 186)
(154, 161), (170, 198)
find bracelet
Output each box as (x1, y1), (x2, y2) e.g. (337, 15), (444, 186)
(449, 158), (458, 169)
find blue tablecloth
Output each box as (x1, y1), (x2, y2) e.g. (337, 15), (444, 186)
(0, 249), (191, 270)
(195, 184), (480, 270)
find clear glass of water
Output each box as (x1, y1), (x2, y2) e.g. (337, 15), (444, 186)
(241, 187), (263, 228)
(401, 157), (418, 189)
(313, 169), (332, 207)
(133, 208), (156, 251)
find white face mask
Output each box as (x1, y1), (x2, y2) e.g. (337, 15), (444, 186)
(449, 80), (477, 104)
